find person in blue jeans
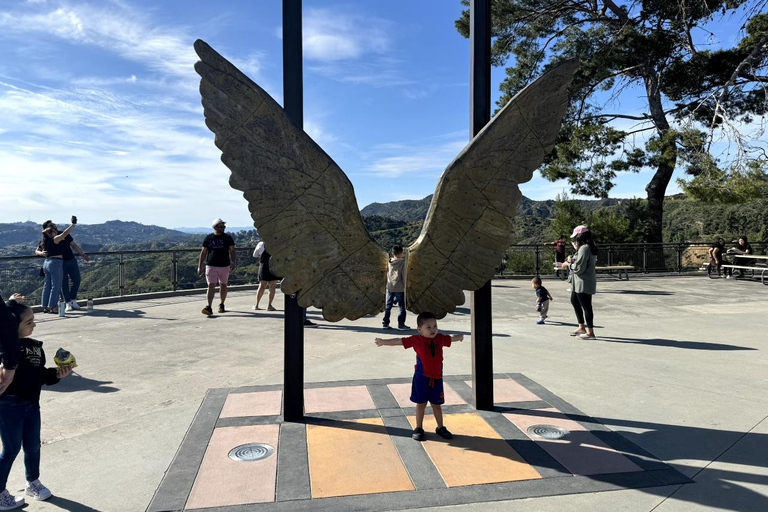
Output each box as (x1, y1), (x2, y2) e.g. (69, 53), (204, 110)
(382, 245), (408, 331)
(37, 220), (76, 314)
(0, 298), (72, 509)
(36, 227), (89, 312)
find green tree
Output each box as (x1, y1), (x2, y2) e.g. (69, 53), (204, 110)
(456, 0), (768, 242)
(549, 193), (587, 239)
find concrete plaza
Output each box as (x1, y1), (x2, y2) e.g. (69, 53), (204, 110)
(5, 275), (767, 511)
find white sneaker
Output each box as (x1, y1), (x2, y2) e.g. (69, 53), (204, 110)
(0, 489), (24, 510)
(25, 479), (51, 501)
(70, 300), (81, 310)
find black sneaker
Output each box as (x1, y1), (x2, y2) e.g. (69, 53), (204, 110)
(201, 305), (213, 316)
(218, 304), (226, 313)
(303, 320), (318, 328)
(396, 325), (410, 331)
(412, 427), (425, 441)
(435, 426), (453, 439)
(382, 325), (392, 330)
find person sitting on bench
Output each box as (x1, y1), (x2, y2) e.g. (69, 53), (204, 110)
(729, 236), (754, 277)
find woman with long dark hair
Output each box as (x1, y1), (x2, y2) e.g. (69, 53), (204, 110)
(564, 225), (598, 339)
(37, 220), (76, 314)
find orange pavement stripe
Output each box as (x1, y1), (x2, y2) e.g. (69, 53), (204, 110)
(407, 413), (540, 487)
(304, 385), (376, 413)
(186, 425), (279, 509)
(307, 418), (414, 498)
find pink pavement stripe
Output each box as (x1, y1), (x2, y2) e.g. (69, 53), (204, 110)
(185, 424), (280, 509)
(387, 382), (466, 408)
(304, 385), (376, 414)
(220, 390), (283, 418)
(503, 408), (642, 475)
(464, 378), (541, 403)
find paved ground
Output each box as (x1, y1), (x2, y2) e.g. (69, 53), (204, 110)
(4, 275), (767, 512)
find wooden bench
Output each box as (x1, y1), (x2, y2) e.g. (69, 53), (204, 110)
(596, 265), (634, 280)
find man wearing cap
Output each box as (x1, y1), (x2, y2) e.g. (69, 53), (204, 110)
(198, 218), (237, 315)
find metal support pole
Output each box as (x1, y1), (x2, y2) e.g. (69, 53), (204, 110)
(534, 245), (540, 276)
(118, 253), (124, 296)
(282, 0), (304, 421)
(470, 0), (494, 411)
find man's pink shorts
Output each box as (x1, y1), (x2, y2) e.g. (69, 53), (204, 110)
(205, 265), (230, 285)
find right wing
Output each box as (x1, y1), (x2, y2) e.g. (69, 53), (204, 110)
(194, 39), (388, 321)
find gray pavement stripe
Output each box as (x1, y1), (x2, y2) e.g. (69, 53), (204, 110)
(276, 422), (311, 501)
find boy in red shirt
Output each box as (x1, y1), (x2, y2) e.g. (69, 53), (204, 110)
(375, 312), (463, 441)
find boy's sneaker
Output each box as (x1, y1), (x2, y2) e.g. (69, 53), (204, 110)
(435, 426), (453, 439)
(267, 305), (277, 311)
(536, 319), (545, 325)
(0, 489), (23, 510)
(412, 427), (425, 441)
(70, 300), (81, 310)
(218, 304), (226, 313)
(396, 325), (410, 331)
(25, 479), (51, 501)
(201, 305), (213, 316)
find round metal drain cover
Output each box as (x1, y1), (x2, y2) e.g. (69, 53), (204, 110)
(228, 443), (275, 462)
(527, 424), (569, 439)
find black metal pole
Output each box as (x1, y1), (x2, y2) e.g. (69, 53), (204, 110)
(469, 0), (494, 411)
(282, 0), (304, 421)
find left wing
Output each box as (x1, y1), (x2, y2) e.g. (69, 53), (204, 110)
(406, 60), (579, 318)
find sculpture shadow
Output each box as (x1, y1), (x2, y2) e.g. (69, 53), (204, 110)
(47, 373), (119, 393)
(44, 496), (105, 512)
(77, 309), (147, 319)
(597, 336), (756, 351)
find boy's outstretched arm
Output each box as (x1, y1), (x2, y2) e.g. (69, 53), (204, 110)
(375, 337), (402, 347)
(451, 334), (464, 342)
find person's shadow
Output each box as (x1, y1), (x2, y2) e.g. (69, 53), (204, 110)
(44, 496), (105, 512)
(46, 373), (119, 393)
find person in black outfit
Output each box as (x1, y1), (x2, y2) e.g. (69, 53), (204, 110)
(730, 236), (754, 277)
(0, 298), (72, 507)
(38, 220), (76, 313)
(0, 295), (20, 396)
(253, 242), (281, 311)
(197, 218), (236, 315)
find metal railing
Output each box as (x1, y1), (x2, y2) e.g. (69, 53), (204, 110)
(2, 242), (766, 303)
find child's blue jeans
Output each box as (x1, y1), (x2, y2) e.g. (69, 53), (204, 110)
(382, 291), (406, 327)
(0, 397), (41, 490)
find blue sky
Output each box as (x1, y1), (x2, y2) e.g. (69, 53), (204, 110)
(0, 0), (760, 228)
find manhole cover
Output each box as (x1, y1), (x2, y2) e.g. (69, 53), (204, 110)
(228, 443), (275, 462)
(527, 425), (569, 439)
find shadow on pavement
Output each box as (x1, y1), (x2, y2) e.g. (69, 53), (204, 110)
(47, 373), (119, 393)
(46, 496), (105, 512)
(597, 336), (756, 351)
(599, 290), (675, 295)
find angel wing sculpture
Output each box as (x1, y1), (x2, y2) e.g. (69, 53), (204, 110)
(194, 39), (577, 321)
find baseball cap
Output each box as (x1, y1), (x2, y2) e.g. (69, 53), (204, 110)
(570, 225), (589, 238)
(211, 218), (226, 228)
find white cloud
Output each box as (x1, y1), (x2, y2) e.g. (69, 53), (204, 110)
(303, 7), (390, 62)
(364, 136), (467, 178)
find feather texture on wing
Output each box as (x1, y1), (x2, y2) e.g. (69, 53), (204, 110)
(194, 39), (388, 321)
(406, 60), (579, 318)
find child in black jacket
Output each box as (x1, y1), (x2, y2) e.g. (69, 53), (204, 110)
(0, 299), (71, 510)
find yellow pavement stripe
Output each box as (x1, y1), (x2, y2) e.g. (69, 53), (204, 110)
(307, 418), (414, 498)
(407, 412), (541, 487)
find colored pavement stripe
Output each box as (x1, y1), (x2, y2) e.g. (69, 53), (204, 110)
(220, 390), (282, 418)
(387, 382), (466, 408)
(304, 385), (376, 414)
(504, 408), (642, 475)
(306, 418), (414, 498)
(464, 378), (541, 402)
(185, 425), (279, 509)
(407, 412), (541, 487)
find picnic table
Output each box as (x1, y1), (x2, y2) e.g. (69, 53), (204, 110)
(719, 253), (768, 285)
(554, 264), (634, 280)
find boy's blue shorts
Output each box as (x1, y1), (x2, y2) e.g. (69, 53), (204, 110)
(410, 372), (445, 405)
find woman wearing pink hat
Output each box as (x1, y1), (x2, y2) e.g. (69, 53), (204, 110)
(563, 225), (598, 339)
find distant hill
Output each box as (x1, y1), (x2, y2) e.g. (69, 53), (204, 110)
(0, 221), (197, 256)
